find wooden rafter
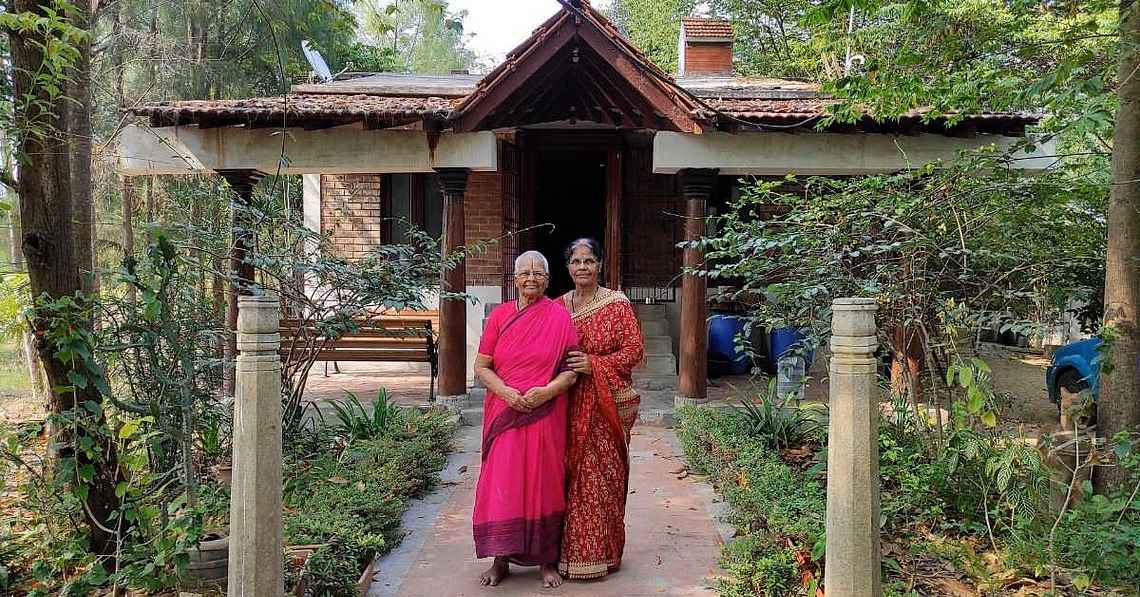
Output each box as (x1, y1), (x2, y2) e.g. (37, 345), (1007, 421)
(451, 3), (709, 133)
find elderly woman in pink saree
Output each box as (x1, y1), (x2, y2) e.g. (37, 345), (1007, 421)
(472, 250), (579, 589)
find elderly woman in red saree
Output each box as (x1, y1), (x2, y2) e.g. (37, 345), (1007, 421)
(558, 238), (645, 580)
(472, 250), (579, 589)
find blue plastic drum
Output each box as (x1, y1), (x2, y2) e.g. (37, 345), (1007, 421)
(708, 315), (750, 376)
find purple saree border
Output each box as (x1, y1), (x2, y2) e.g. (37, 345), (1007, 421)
(474, 512), (565, 566)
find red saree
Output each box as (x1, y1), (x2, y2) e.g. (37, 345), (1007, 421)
(472, 296), (579, 566)
(558, 288), (645, 579)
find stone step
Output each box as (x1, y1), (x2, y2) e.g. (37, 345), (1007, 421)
(633, 374), (678, 392)
(640, 319), (668, 336)
(633, 302), (668, 319)
(643, 336), (673, 355)
(638, 354), (676, 374)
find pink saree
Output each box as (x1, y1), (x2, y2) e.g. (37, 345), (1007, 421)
(472, 296), (579, 566)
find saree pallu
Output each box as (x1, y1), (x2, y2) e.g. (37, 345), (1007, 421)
(472, 296), (579, 566)
(558, 289), (645, 579)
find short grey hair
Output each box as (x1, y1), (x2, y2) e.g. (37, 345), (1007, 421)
(514, 250), (550, 274)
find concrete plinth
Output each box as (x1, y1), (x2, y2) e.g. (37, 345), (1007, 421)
(825, 298), (881, 597)
(228, 295), (283, 595)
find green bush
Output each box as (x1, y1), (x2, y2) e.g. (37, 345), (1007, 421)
(677, 406), (825, 596)
(284, 410), (454, 596)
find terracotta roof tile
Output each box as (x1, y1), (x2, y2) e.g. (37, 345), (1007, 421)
(682, 18), (733, 40)
(133, 94), (456, 128)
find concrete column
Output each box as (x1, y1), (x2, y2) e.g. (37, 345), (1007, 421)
(825, 298), (881, 597)
(228, 294), (283, 595)
(676, 168), (717, 407)
(435, 168), (469, 407)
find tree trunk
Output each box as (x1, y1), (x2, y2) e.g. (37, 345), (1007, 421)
(9, 0), (122, 556)
(122, 178), (136, 303)
(8, 198), (49, 406)
(1096, 0), (1140, 493)
(70, 1), (96, 297)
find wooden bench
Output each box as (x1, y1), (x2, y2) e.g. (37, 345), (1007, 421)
(280, 310), (439, 400)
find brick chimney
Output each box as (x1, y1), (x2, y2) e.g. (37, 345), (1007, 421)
(677, 17), (733, 77)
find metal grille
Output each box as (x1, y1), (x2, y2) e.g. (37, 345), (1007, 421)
(501, 140), (522, 302)
(621, 136), (682, 302)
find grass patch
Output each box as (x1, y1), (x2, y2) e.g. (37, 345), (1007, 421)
(0, 342), (32, 394)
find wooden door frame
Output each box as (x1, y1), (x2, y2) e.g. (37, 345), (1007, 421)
(516, 129), (624, 289)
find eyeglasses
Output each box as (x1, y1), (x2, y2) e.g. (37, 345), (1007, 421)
(515, 271), (549, 279)
(569, 258), (598, 267)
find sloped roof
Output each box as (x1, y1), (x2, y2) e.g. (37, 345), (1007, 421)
(129, 4), (1036, 136)
(133, 94), (457, 129)
(682, 18), (733, 40)
(451, 0), (706, 132)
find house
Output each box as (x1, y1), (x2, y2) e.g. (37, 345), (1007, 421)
(118, 1), (1049, 407)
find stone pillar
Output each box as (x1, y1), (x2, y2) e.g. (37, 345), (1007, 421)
(676, 168), (717, 407)
(435, 168), (469, 407)
(228, 294), (283, 595)
(825, 298), (881, 597)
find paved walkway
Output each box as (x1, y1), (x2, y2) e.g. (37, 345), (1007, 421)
(367, 416), (729, 597)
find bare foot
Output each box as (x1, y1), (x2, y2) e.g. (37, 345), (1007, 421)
(541, 564), (563, 588)
(479, 557), (510, 586)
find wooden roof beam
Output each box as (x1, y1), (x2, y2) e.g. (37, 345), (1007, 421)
(453, 17), (578, 131)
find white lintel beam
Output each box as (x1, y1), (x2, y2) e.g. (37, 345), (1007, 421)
(652, 131), (1056, 176)
(115, 125), (498, 176)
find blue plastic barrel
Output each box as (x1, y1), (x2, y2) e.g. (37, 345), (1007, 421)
(770, 327), (814, 398)
(708, 315), (750, 376)
(770, 327), (813, 363)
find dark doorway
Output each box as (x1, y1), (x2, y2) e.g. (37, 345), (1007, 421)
(533, 150), (607, 298)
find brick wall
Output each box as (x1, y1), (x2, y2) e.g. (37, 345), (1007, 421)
(464, 171), (503, 286)
(684, 42), (733, 76)
(320, 172), (504, 286)
(321, 174), (385, 261)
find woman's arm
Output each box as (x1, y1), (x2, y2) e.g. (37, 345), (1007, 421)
(522, 370), (578, 409)
(475, 354), (530, 412)
(568, 302), (644, 377)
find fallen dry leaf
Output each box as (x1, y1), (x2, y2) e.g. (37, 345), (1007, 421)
(935, 578), (976, 597)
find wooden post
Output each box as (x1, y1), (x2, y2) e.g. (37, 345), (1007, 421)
(220, 171), (262, 398)
(604, 147), (623, 289)
(825, 298), (881, 597)
(436, 168), (469, 406)
(228, 294), (283, 594)
(676, 168), (716, 406)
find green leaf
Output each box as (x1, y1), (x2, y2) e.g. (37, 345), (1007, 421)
(1072, 574), (1091, 591)
(958, 366), (973, 388)
(981, 411), (997, 428)
(66, 370), (87, 389)
(118, 419), (141, 440)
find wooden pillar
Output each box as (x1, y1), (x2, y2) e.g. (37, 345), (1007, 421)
(604, 147), (623, 289)
(220, 170), (262, 398)
(436, 168), (469, 403)
(676, 168), (717, 406)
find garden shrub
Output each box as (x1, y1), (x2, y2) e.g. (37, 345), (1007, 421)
(676, 406), (825, 596)
(283, 409), (454, 595)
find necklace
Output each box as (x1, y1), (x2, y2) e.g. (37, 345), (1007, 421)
(571, 287), (601, 314)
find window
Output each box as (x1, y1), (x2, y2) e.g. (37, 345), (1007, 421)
(383, 173), (444, 244)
